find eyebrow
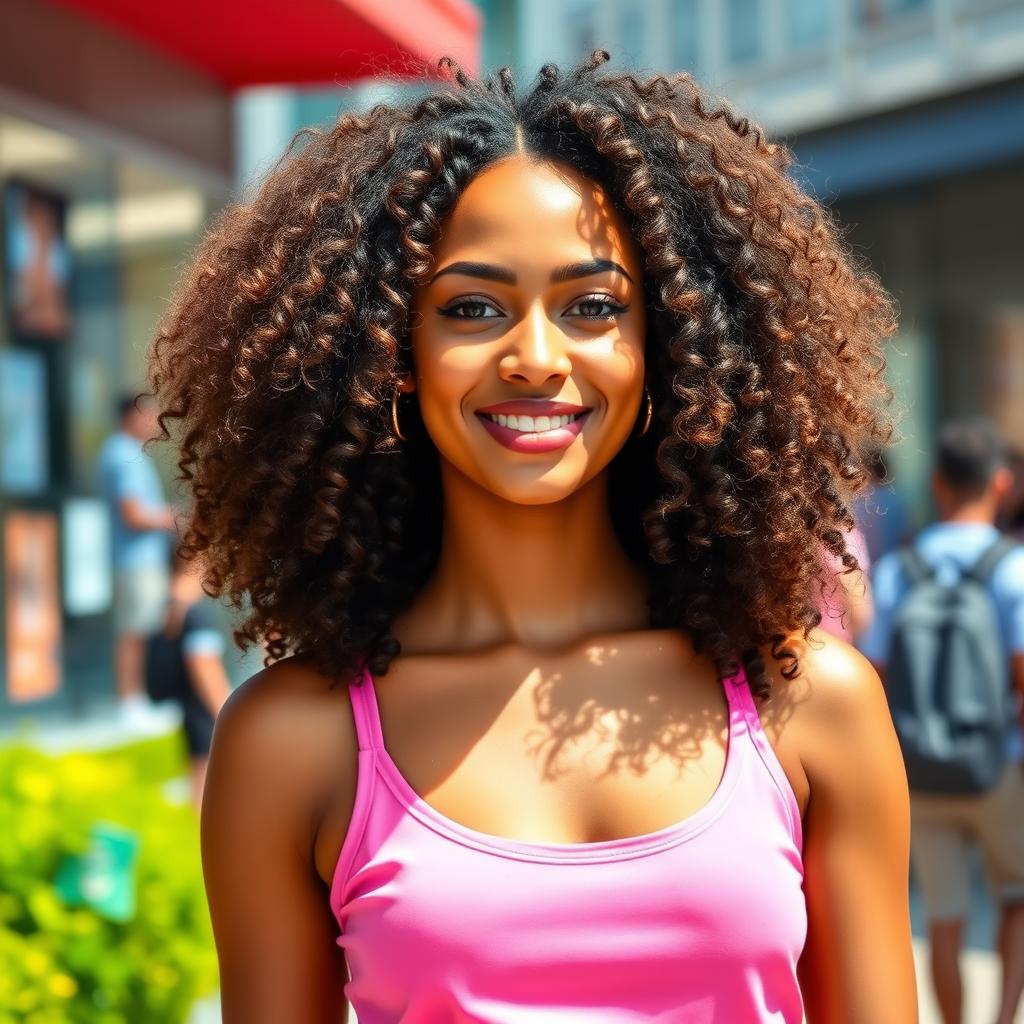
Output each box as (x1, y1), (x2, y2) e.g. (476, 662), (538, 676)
(428, 258), (634, 286)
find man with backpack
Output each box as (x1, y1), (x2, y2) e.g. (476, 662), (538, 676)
(861, 417), (1024, 1024)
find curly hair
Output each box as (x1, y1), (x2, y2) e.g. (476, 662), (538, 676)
(149, 51), (895, 697)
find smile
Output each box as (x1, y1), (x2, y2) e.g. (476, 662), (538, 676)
(481, 412), (584, 432)
(475, 410), (591, 453)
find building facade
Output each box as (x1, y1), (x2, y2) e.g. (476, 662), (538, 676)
(0, 0), (233, 720)
(0, 0), (481, 722)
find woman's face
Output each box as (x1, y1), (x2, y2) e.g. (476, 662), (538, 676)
(408, 156), (647, 506)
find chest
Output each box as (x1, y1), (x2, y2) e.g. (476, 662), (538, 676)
(333, 752), (807, 1022)
(314, 641), (809, 888)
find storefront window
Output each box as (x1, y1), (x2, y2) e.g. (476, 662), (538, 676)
(617, 0), (646, 65)
(0, 112), (225, 712)
(727, 0), (763, 66)
(859, 0), (931, 27)
(671, 0), (701, 73)
(787, 0), (830, 50)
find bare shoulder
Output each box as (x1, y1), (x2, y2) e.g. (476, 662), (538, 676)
(208, 655), (359, 840)
(202, 656), (358, 1021)
(758, 632), (904, 807)
(763, 632), (888, 723)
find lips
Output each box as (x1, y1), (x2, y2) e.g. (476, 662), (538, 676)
(474, 407), (592, 454)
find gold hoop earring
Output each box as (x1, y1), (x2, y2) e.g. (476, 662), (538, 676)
(638, 386), (653, 437)
(391, 385), (407, 442)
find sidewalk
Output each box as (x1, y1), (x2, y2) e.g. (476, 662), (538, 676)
(914, 939), (1024, 1023)
(912, 849), (1024, 1024)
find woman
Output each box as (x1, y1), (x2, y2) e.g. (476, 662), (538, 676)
(151, 53), (915, 1022)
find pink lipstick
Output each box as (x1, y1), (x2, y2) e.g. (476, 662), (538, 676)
(474, 400), (592, 454)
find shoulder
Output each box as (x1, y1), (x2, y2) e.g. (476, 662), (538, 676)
(870, 546), (905, 583)
(97, 433), (123, 463)
(766, 632), (891, 738)
(992, 541), (1024, 591)
(759, 633), (904, 806)
(208, 656), (359, 834)
(183, 600), (218, 631)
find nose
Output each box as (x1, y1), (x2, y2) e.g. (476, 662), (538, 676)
(498, 303), (572, 386)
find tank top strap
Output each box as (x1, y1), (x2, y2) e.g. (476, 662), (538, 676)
(722, 662), (804, 849)
(721, 663), (756, 742)
(348, 662), (385, 752)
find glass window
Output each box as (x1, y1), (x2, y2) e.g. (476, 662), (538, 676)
(786, 0), (829, 50)
(671, 0), (701, 72)
(617, 0), (646, 64)
(564, 0), (598, 61)
(727, 0), (763, 65)
(859, 0), (930, 27)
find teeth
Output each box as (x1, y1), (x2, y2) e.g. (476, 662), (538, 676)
(484, 412), (583, 433)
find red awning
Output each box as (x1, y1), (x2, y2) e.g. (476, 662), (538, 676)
(47, 0), (482, 88)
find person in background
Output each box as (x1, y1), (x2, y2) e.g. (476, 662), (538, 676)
(857, 448), (912, 564)
(817, 525), (874, 645)
(998, 448), (1024, 543)
(145, 544), (232, 809)
(98, 392), (178, 728)
(861, 417), (1024, 1024)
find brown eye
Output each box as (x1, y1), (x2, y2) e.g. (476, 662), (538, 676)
(437, 297), (504, 319)
(565, 295), (629, 320)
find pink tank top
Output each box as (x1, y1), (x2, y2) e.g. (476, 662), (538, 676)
(330, 663), (807, 1023)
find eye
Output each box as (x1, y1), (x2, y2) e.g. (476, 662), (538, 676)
(565, 294), (629, 320)
(436, 296), (504, 320)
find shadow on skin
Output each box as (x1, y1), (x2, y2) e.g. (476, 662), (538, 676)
(372, 636), (804, 843)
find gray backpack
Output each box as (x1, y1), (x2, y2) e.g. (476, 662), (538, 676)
(886, 536), (1017, 795)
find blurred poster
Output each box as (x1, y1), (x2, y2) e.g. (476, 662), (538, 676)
(4, 180), (71, 340)
(4, 511), (62, 702)
(985, 309), (1024, 450)
(0, 346), (49, 494)
(62, 498), (111, 615)
(70, 355), (111, 478)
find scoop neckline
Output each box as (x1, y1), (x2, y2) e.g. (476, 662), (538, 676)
(363, 665), (749, 864)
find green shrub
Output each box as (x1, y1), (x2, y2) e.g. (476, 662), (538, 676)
(0, 735), (218, 1023)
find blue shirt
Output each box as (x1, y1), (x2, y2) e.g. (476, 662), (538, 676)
(860, 521), (1024, 760)
(98, 431), (170, 570)
(855, 483), (911, 564)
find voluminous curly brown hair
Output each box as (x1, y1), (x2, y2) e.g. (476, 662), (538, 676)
(150, 51), (895, 696)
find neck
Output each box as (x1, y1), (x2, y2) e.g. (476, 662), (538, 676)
(400, 461), (651, 654)
(941, 500), (996, 526)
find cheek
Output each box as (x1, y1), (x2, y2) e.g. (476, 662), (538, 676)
(585, 335), (646, 411)
(410, 334), (485, 434)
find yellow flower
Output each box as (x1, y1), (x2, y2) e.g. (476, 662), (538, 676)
(48, 973), (78, 998)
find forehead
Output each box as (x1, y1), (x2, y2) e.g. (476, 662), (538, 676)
(430, 156), (641, 273)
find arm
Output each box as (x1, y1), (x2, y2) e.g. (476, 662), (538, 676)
(184, 651), (231, 718)
(119, 496), (176, 532)
(781, 637), (916, 1022)
(201, 659), (356, 1023)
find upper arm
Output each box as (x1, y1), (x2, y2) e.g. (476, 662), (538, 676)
(183, 614), (231, 708)
(995, 551), (1024, 688)
(781, 637), (916, 1022)
(201, 661), (355, 1023)
(111, 449), (149, 502)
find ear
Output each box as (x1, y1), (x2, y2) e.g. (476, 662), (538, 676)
(397, 371), (416, 395)
(992, 466), (1013, 501)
